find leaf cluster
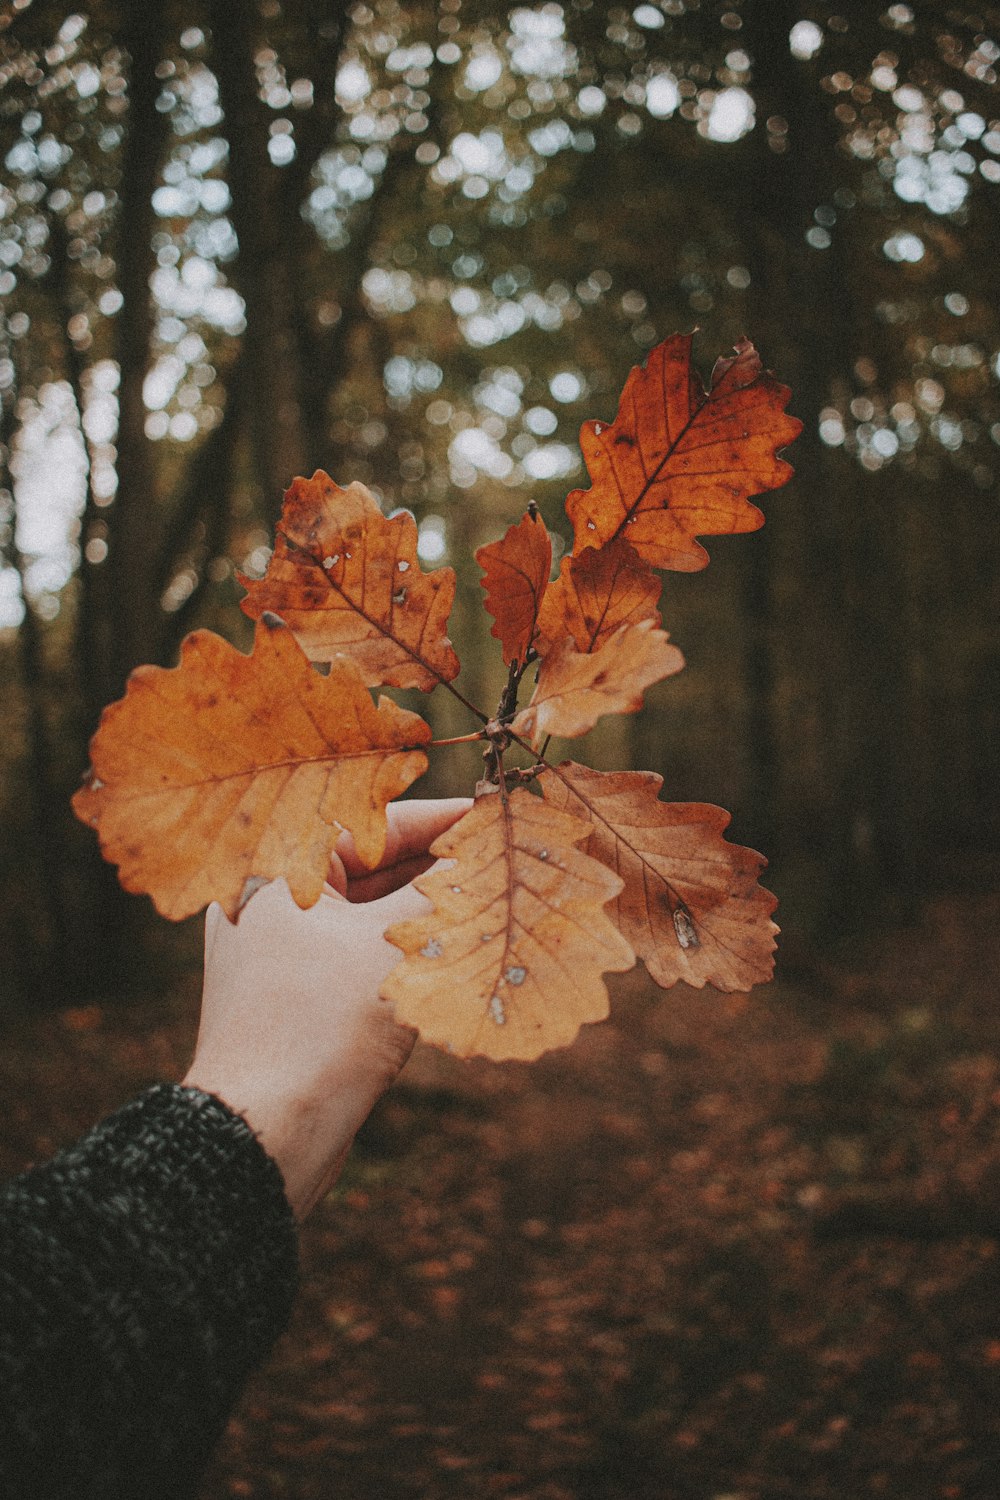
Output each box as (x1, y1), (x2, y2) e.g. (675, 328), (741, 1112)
(74, 333), (801, 1061)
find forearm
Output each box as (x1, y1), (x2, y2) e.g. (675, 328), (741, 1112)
(0, 1084), (298, 1500)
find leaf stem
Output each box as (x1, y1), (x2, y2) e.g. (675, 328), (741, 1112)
(504, 724), (551, 769)
(437, 675), (491, 727)
(430, 731), (487, 747)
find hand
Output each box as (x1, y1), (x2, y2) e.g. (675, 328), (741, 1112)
(183, 798), (471, 1220)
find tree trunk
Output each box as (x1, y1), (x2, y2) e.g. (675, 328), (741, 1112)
(209, 0), (310, 511)
(738, 0), (919, 928)
(0, 382), (75, 1002)
(106, 0), (172, 694)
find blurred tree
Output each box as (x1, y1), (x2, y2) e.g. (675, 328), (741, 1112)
(0, 0), (998, 1000)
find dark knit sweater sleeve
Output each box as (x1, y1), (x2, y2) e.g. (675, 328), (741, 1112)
(0, 1083), (299, 1500)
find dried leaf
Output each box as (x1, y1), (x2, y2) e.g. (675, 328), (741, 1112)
(382, 788), (635, 1061)
(476, 508), (552, 666)
(511, 619), (683, 748)
(541, 762), (778, 992)
(72, 616), (430, 921)
(536, 536), (661, 656)
(566, 334), (802, 571)
(241, 471), (460, 690)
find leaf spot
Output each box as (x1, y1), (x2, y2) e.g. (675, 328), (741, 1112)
(490, 993), (507, 1026)
(261, 610), (287, 631)
(672, 905), (700, 950)
(537, 848), (549, 861)
(397, 559), (410, 572)
(393, 588), (407, 605)
(420, 937), (443, 958)
(504, 965), (527, 986)
(451, 884), (462, 893)
(586, 520), (597, 531)
(480, 932), (493, 942)
(322, 555), (336, 569)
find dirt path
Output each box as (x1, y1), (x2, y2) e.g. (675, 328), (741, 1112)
(204, 893), (1000, 1499)
(3, 894), (1000, 1497)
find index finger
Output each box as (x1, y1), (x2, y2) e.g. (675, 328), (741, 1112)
(334, 797), (472, 878)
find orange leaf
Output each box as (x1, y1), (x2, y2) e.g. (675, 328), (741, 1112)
(565, 334), (802, 571)
(541, 762), (778, 992)
(511, 619), (683, 748)
(381, 787), (635, 1060)
(476, 508), (552, 666)
(240, 471), (460, 691)
(536, 536), (661, 655)
(72, 616), (430, 921)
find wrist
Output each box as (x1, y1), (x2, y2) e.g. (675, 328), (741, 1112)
(181, 1066), (357, 1220)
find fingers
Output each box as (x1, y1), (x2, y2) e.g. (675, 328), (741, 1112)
(334, 797), (472, 879)
(325, 852), (349, 898)
(342, 850), (436, 904)
(364, 875), (434, 927)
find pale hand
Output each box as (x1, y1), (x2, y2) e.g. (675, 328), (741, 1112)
(183, 798), (471, 1219)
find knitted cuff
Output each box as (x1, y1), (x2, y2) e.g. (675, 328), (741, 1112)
(0, 1082), (299, 1499)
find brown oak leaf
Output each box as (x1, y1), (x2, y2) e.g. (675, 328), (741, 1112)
(565, 334), (802, 571)
(240, 471), (460, 690)
(536, 535), (661, 656)
(476, 507), (552, 666)
(72, 616), (430, 921)
(511, 619), (683, 748)
(541, 761), (778, 992)
(381, 787), (635, 1061)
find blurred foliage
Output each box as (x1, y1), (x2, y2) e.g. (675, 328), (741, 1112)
(1, 0), (999, 1002)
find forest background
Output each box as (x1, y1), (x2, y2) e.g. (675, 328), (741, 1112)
(3, 5), (1000, 1498)
(2, 0), (998, 1001)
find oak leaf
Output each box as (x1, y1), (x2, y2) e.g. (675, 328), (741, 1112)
(536, 536), (661, 656)
(565, 334), (802, 571)
(72, 616), (430, 921)
(541, 762), (777, 992)
(511, 619), (683, 748)
(381, 788), (635, 1061)
(240, 471), (460, 691)
(476, 507), (552, 666)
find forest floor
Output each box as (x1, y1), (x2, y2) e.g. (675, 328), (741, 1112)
(3, 891), (1000, 1499)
